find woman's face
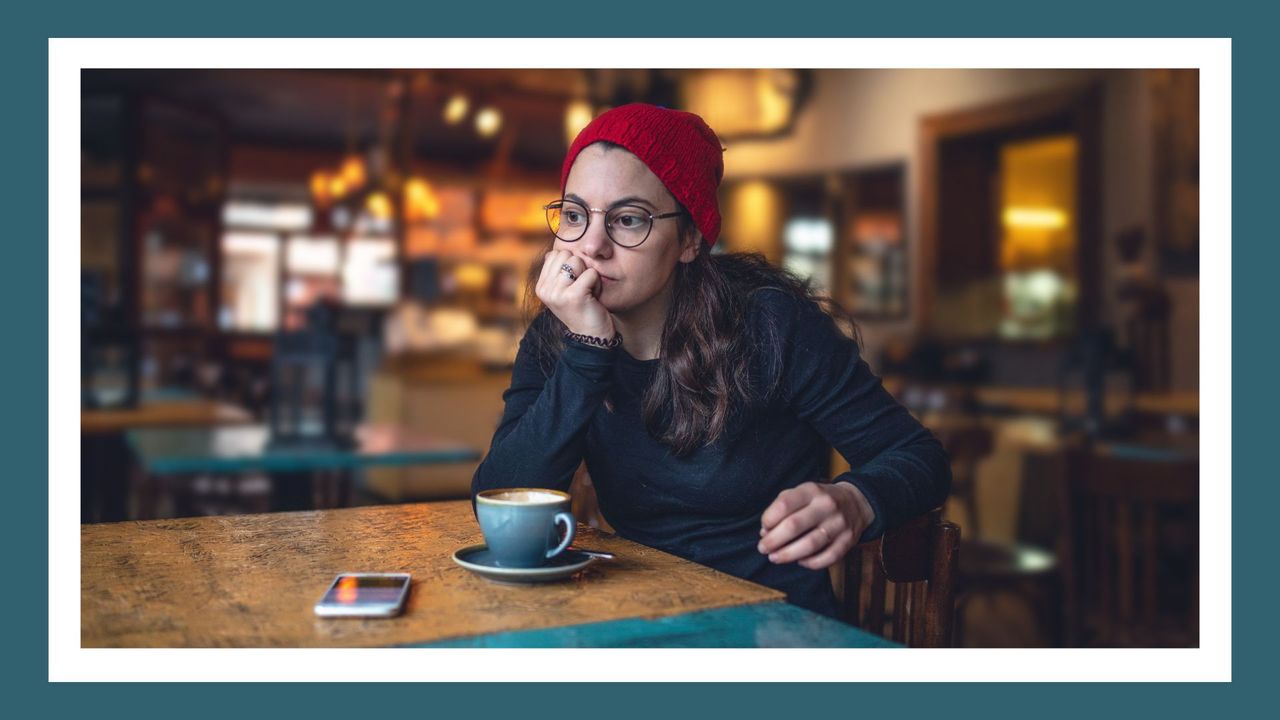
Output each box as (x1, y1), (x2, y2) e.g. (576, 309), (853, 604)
(557, 143), (700, 317)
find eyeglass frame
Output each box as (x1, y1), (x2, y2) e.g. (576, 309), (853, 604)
(543, 198), (686, 249)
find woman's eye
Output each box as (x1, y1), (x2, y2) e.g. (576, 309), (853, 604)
(563, 210), (585, 224)
(613, 213), (645, 229)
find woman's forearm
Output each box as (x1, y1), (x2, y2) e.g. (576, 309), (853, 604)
(836, 429), (952, 541)
(471, 342), (617, 495)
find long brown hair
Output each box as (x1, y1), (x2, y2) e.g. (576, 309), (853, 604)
(521, 230), (858, 457)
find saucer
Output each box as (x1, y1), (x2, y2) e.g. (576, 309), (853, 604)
(451, 544), (594, 584)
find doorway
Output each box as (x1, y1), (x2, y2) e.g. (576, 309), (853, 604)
(919, 84), (1102, 346)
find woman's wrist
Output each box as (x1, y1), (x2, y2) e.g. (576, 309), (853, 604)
(564, 329), (622, 350)
(834, 480), (877, 541)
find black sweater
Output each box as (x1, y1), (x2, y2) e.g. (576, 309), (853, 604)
(472, 288), (951, 617)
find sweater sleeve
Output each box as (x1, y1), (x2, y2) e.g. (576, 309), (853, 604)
(471, 314), (618, 498)
(759, 290), (952, 541)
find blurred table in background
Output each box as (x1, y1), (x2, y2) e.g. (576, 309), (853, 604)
(82, 399), (252, 435)
(124, 423), (482, 517)
(362, 367), (510, 503)
(80, 501), (892, 648)
(1018, 431), (1199, 538)
(919, 410), (1198, 543)
(881, 377), (1198, 419)
(81, 392), (255, 523)
(970, 387), (1198, 418)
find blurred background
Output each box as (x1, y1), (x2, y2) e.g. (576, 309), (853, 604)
(80, 68), (1199, 648)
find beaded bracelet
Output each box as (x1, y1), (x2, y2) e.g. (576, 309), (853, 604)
(564, 330), (623, 349)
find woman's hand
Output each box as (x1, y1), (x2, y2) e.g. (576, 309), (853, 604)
(536, 249), (616, 339)
(757, 481), (875, 570)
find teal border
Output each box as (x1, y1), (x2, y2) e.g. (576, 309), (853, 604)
(19, 0), (1260, 710)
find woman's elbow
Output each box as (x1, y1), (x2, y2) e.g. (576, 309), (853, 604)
(470, 457), (496, 499)
(931, 449), (953, 509)
(919, 434), (952, 509)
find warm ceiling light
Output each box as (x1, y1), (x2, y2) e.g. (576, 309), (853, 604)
(565, 100), (593, 146)
(340, 155), (367, 189)
(444, 94), (469, 125)
(1003, 207), (1068, 230)
(403, 177), (440, 221)
(682, 70), (799, 138)
(475, 106), (502, 138)
(310, 171), (332, 205)
(365, 191), (393, 220)
(328, 176), (348, 199)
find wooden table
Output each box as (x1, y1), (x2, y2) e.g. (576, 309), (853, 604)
(81, 501), (892, 648)
(82, 400), (253, 435)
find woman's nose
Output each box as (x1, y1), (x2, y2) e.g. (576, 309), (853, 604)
(578, 218), (612, 258)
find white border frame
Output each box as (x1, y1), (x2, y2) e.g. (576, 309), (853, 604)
(51, 38), (1230, 682)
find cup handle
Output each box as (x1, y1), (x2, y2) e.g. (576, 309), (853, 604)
(546, 512), (576, 560)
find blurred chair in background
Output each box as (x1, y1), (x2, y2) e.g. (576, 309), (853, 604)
(1056, 327), (1139, 440)
(82, 271), (140, 409)
(269, 300), (369, 511)
(82, 271), (142, 522)
(1115, 226), (1172, 393)
(1060, 448), (1198, 647)
(268, 300), (361, 449)
(939, 424), (1061, 647)
(935, 424), (991, 535)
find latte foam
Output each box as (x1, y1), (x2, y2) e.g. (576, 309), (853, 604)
(482, 489), (566, 504)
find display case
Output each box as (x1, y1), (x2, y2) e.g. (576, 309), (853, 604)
(81, 93), (229, 402)
(835, 165), (908, 321)
(137, 100), (226, 332)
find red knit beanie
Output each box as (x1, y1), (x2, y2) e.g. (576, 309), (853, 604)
(560, 103), (724, 247)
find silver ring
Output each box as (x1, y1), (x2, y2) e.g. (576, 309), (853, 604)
(816, 525), (831, 544)
(560, 263), (576, 281)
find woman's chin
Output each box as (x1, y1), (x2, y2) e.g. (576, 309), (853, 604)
(598, 293), (628, 314)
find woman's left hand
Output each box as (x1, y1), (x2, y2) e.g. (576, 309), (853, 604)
(758, 481), (875, 570)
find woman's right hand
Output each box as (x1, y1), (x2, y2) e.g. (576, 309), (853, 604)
(535, 249), (616, 340)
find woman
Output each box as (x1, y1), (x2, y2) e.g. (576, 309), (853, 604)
(472, 103), (950, 618)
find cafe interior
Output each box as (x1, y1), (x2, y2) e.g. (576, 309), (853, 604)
(79, 68), (1200, 649)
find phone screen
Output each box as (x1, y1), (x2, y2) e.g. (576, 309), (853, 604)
(315, 574), (410, 616)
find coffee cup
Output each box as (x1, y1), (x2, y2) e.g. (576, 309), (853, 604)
(475, 488), (576, 568)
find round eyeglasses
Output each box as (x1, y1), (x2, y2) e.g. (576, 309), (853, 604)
(544, 199), (685, 249)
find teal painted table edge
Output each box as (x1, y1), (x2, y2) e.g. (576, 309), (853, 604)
(126, 426), (482, 475)
(403, 601), (902, 648)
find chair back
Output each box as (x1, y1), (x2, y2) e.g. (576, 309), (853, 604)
(1060, 447), (1198, 647)
(933, 424), (994, 536)
(268, 302), (361, 447)
(838, 509), (961, 647)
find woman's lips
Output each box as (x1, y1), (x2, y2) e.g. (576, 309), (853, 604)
(580, 261), (615, 282)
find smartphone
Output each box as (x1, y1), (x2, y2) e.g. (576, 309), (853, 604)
(313, 573), (411, 618)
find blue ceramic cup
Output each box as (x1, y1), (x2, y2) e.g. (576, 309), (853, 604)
(475, 488), (576, 568)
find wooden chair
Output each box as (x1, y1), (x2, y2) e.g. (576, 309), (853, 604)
(1060, 447), (1199, 647)
(838, 509), (961, 647)
(268, 301), (362, 449)
(932, 424), (993, 535)
(937, 423), (1062, 647)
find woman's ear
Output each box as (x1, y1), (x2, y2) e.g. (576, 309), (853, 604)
(678, 230), (703, 263)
